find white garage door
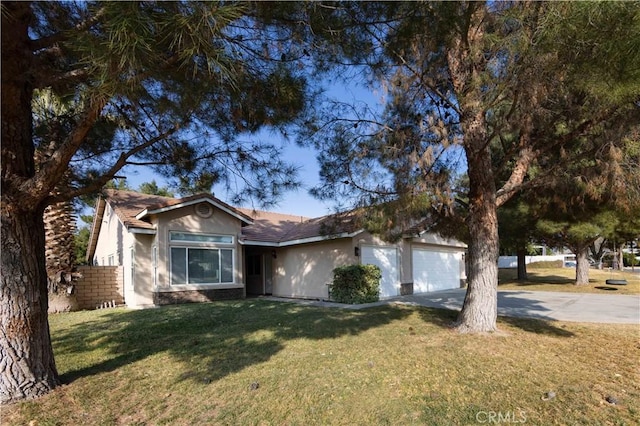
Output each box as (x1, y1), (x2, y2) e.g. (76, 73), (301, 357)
(412, 249), (461, 293)
(361, 246), (398, 298)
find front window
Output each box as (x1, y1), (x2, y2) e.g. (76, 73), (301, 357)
(170, 244), (234, 285)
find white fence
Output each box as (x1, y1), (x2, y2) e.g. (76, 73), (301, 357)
(498, 254), (574, 268)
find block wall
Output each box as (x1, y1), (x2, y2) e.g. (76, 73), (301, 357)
(74, 266), (124, 310)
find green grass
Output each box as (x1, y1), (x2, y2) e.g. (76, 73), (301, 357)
(2, 300), (639, 425)
(499, 267), (640, 294)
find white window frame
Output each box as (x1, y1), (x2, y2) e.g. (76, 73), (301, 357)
(152, 245), (158, 289)
(169, 231), (234, 245)
(169, 232), (235, 286)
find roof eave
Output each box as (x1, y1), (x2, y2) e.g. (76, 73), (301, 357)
(85, 196), (105, 263)
(129, 227), (157, 235)
(136, 198), (253, 225)
(242, 230), (364, 248)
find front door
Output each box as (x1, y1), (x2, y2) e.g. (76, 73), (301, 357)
(246, 253), (263, 295)
(246, 249), (273, 295)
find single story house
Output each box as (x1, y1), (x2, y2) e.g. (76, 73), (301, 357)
(87, 189), (467, 308)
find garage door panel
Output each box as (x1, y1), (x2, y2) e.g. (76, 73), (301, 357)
(361, 247), (398, 298)
(412, 249), (460, 293)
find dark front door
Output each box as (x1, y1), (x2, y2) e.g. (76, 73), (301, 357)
(246, 252), (263, 295)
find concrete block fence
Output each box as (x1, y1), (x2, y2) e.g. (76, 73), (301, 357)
(74, 265), (124, 310)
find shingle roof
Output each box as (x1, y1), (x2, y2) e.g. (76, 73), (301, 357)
(87, 190), (459, 264)
(238, 209), (362, 244)
(102, 189), (171, 230)
(94, 190), (362, 246)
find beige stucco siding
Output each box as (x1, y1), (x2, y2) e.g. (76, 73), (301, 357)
(129, 234), (156, 308)
(92, 202), (134, 266)
(152, 204), (244, 292)
(273, 239), (356, 299)
(270, 231), (466, 300)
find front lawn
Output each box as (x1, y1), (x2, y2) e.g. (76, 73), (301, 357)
(499, 267), (640, 294)
(3, 300), (639, 425)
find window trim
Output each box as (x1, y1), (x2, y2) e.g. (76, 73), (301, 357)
(169, 231), (234, 245)
(152, 245), (158, 289)
(170, 246), (235, 286)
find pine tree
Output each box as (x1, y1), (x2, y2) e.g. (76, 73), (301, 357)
(1, 1), (309, 403)
(294, 1), (640, 332)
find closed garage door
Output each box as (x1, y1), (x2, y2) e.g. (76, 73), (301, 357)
(412, 249), (461, 293)
(361, 246), (398, 298)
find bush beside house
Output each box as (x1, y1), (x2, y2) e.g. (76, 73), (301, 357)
(330, 264), (381, 304)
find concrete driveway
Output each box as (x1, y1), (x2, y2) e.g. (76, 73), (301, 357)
(393, 289), (640, 324)
(267, 289), (640, 324)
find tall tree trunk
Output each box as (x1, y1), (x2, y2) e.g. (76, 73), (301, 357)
(44, 200), (78, 292)
(575, 247), (590, 286)
(517, 247), (528, 281)
(455, 141), (499, 333)
(1, 209), (60, 404)
(617, 247), (624, 271)
(448, 4), (499, 333)
(1, 2), (60, 403)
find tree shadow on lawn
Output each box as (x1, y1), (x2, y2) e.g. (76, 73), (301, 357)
(498, 316), (574, 337)
(53, 299), (411, 385)
(412, 292), (575, 337)
(500, 273), (576, 286)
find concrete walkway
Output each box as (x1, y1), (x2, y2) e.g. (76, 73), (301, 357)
(264, 289), (640, 324)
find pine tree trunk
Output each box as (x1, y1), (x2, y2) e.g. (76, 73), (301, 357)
(517, 248), (528, 281)
(617, 248), (624, 271)
(446, 4), (499, 333)
(1, 3), (60, 403)
(1, 208), (60, 404)
(455, 147), (499, 333)
(575, 247), (590, 285)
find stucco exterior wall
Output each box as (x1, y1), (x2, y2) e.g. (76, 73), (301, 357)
(270, 232), (466, 300)
(92, 202), (133, 266)
(151, 204), (245, 294)
(128, 234), (156, 308)
(273, 238), (356, 299)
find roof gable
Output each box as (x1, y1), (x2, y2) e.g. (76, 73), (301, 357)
(102, 189), (167, 231)
(136, 193), (253, 225)
(86, 190), (253, 262)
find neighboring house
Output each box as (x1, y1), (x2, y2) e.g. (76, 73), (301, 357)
(87, 189), (467, 308)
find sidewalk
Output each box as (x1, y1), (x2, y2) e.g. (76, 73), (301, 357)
(263, 289), (640, 324)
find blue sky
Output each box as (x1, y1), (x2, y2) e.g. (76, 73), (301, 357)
(123, 80), (385, 218)
(121, 143), (330, 218)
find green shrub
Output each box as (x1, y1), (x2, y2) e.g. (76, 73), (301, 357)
(623, 252), (639, 267)
(330, 264), (381, 304)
